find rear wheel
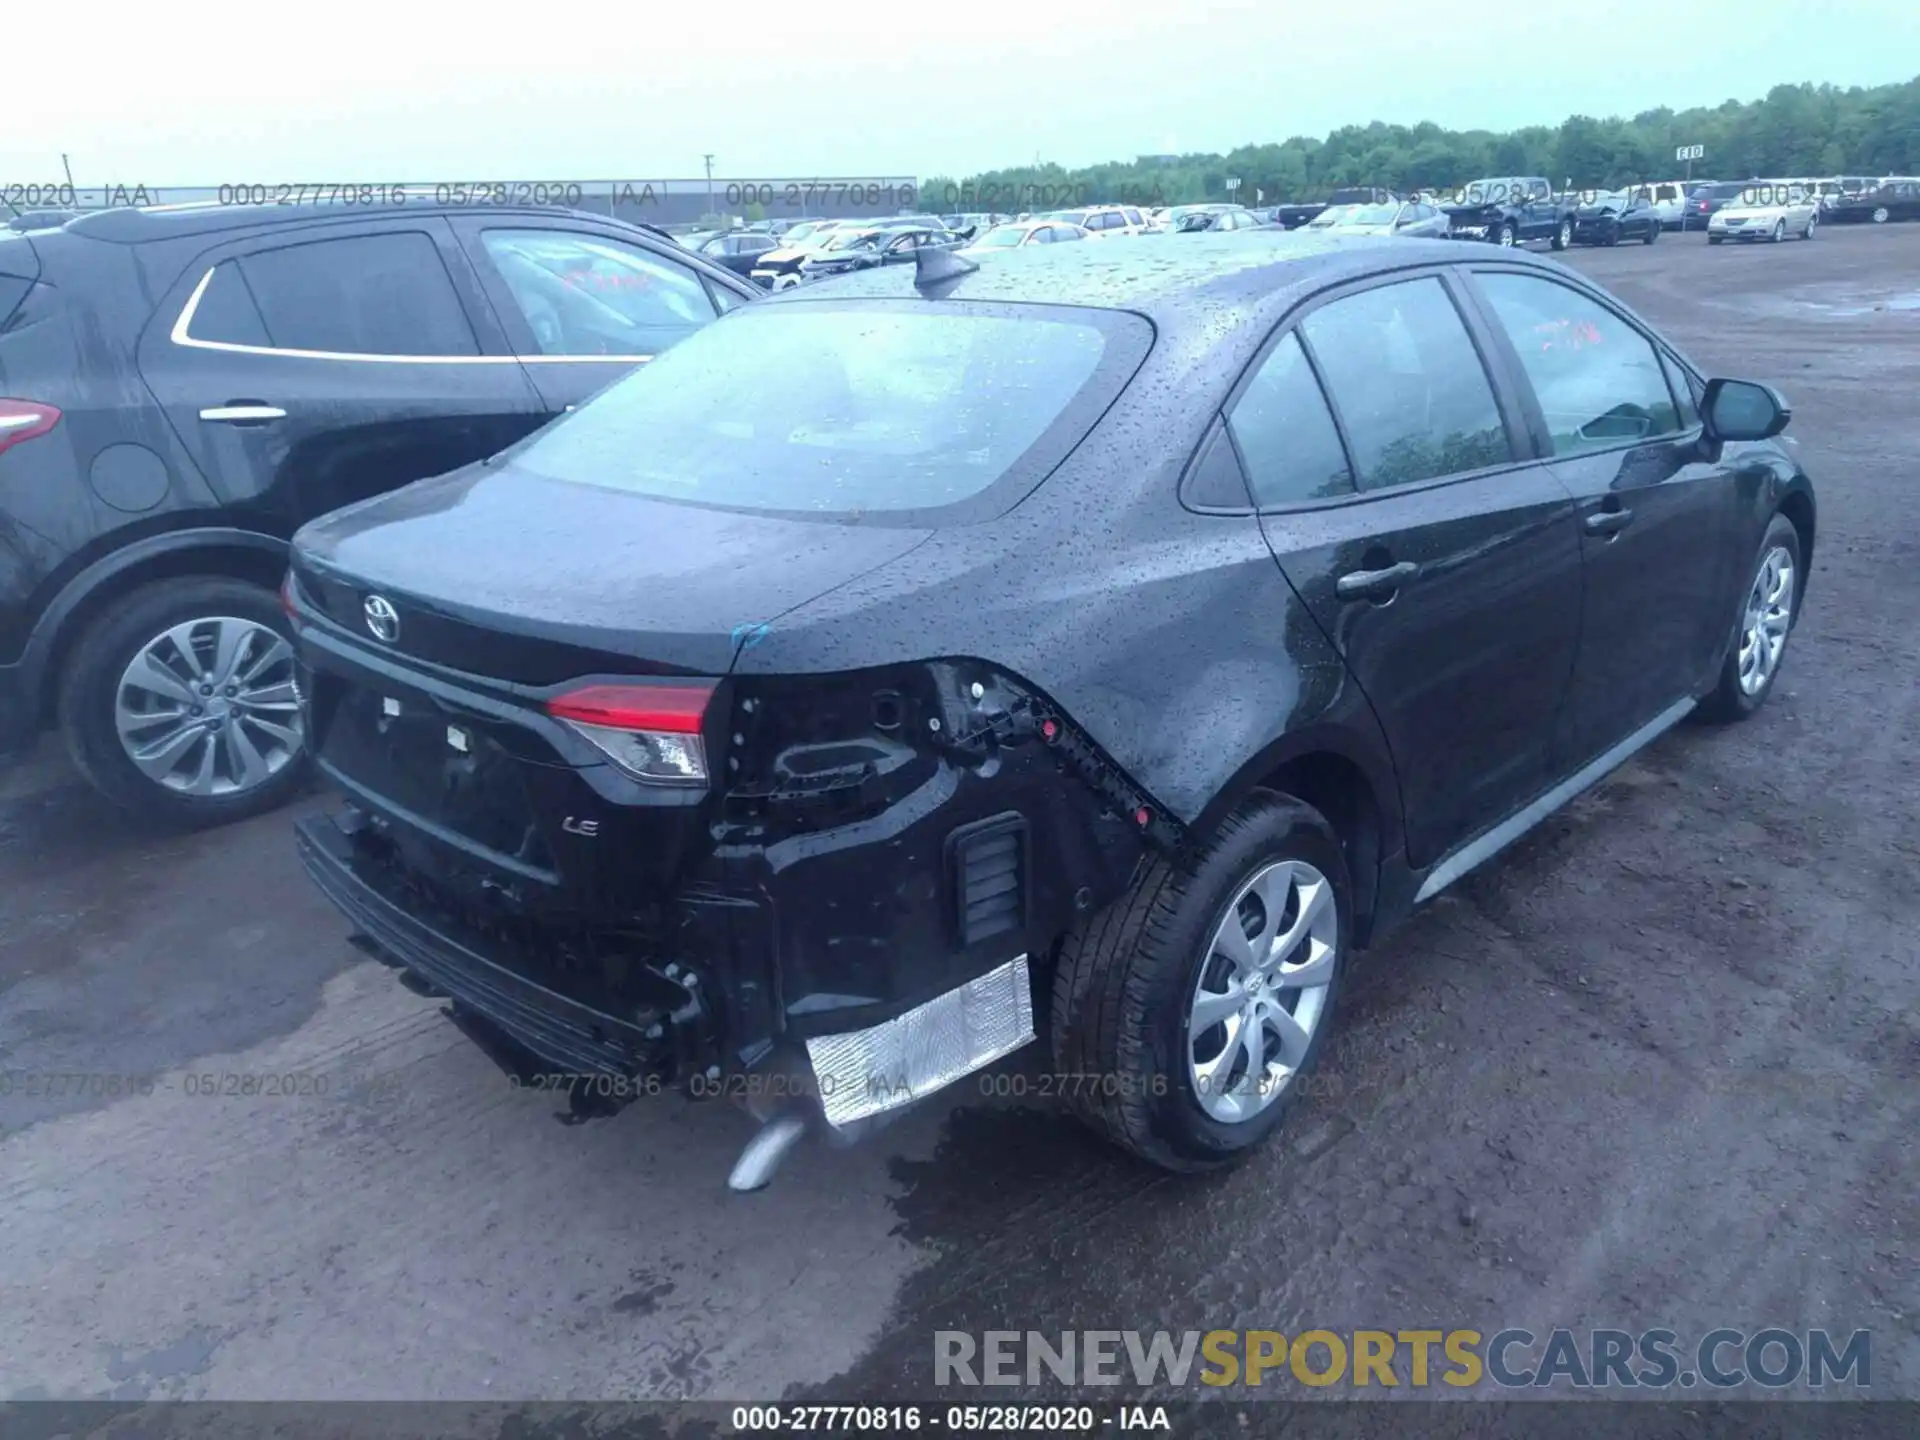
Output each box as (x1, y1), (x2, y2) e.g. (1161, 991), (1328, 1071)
(1644, 222), (1659, 244)
(1872, 206), (1890, 224)
(1491, 222), (1514, 248)
(1051, 792), (1349, 1171)
(1552, 217), (1573, 250)
(1771, 219), (1787, 242)
(1697, 515), (1802, 724)
(1804, 213), (1818, 239)
(57, 577), (309, 826)
(1708, 234), (1725, 245)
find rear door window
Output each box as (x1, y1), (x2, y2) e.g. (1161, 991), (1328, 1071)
(237, 232), (480, 357)
(1298, 276), (1513, 491)
(1227, 331), (1354, 507)
(1474, 272), (1682, 455)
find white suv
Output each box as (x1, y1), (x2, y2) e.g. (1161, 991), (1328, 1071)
(1628, 180), (1692, 229)
(1048, 205), (1152, 237)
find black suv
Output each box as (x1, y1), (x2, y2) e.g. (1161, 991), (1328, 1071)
(684, 230), (782, 277)
(0, 201), (754, 822)
(288, 237), (1814, 1188)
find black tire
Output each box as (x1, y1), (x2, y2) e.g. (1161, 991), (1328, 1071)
(1551, 217), (1573, 251)
(57, 576), (310, 827)
(1871, 207), (1889, 224)
(1696, 514), (1803, 724)
(1771, 220), (1786, 243)
(1489, 222), (1511, 247)
(1708, 235), (1724, 245)
(1051, 792), (1351, 1172)
(1643, 223), (1658, 245)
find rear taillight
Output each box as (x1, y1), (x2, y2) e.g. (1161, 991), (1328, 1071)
(547, 681), (715, 786)
(279, 572), (297, 619)
(0, 399), (60, 459)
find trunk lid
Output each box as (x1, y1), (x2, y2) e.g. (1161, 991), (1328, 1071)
(292, 457), (933, 680)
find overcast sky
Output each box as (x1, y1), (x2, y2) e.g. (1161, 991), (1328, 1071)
(6, 1), (1916, 185)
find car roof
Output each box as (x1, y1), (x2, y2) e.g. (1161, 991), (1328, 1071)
(761, 230), (1558, 330)
(60, 200), (659, 245)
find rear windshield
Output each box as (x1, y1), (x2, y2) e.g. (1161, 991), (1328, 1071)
(507, 299), (1150, 521)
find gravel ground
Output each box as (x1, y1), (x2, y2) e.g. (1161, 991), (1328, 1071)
(0, 224), (1914, 1414)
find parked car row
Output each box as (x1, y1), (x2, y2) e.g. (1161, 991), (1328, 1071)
(2, 196), (1818, 1192)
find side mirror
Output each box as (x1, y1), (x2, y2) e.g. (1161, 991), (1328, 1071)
(1702, 378), (1791, 442)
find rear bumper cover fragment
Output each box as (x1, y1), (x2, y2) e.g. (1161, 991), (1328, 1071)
(805, 954), (1034, 1129)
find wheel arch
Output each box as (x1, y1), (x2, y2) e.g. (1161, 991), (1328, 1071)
(1189, 727), (1405, 949)
(1776, 484), (1816, 610)
(21, 527), (289, 726)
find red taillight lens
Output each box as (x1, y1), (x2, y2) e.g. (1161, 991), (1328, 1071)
(279, 572), (297, 620)
(548, 682), (713, 733)
(0, 399), (60, 459)
(547, 681), (715, 786)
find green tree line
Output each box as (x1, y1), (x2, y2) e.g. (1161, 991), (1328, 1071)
(921, 75), (1920, 208)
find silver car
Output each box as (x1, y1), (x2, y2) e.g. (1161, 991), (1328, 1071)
(1707, 183), (1819, 244)
(1310, 200), (1450, 238)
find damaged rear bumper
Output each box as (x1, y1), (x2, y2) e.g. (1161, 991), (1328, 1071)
(297, 806), (1039, 1137)
(298, 810), (672, 1079)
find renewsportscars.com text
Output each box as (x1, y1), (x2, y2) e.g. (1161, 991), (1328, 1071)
(935, 1328), (1871, 1390)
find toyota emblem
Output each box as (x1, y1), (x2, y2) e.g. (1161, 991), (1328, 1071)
(363, 594), (400, 644)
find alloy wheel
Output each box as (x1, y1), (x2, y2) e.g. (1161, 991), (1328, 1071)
(1187, 859), (1338, 1123)
(114, 616), (304, 797)
(1772, 220), (1786, 242)
(1737, 546), (1795, 696)
(1497, 226), (1516, 247)
(1872, 207), (1889, 224)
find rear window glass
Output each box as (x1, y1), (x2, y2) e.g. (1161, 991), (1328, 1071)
(508, 300), (1146, 519)
(238, 232), (479, 357)
(185, 262), (272, 347)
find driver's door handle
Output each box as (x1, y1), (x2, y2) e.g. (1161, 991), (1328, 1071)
(1584, 508), (1635, 536)
(1336, 560), (1420, 601)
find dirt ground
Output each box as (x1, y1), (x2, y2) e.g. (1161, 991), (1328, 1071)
(1, 224), (1914, 1415)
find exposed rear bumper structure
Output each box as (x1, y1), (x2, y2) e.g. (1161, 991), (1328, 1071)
(296, 810), (674, 1080)
(298, 805), (1046, 1187)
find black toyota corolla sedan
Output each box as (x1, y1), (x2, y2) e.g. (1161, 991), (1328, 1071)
(285, 234), (1814, 1189)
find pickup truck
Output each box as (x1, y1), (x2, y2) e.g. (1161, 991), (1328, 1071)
(1270, 187), (1398, 230)
(1441, 177), (1578, 249)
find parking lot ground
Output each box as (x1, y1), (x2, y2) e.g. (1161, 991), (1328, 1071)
(1, 225), (1915, 1407)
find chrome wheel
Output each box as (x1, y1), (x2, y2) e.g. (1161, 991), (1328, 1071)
(1188, 859), (1338, 1123)
(1737, 546), (1794, 696)
(1771, 220), (1786, 242)
(114, 616), (303, 796)
(1497, 225), (1516, 247)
